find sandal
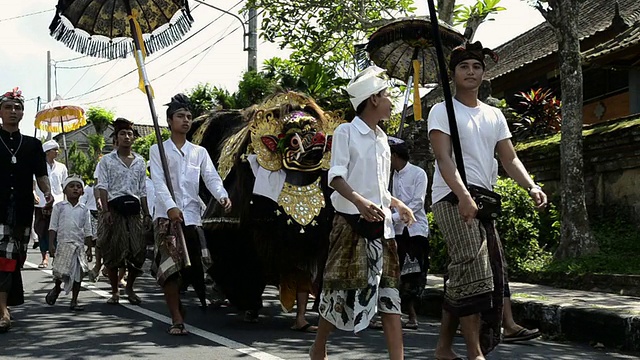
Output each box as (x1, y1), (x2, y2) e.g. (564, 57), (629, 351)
(402, 321), (419, 330)
(167, 323), (189, 336)
(503, 327), (541, 343)
(38, 263), (46, 269)
(243, 310), (259, 323)
(45, 288), (61, 305)
(291, 323), (318, 333)
(0, 318), (10, 333)
(125, 290), (142, 305)
(69, 303), (85, 312)
(106, 294), (119, 305)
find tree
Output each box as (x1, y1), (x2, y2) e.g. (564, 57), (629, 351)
(131, 129), (171, 161)
(86, 107), (114, 136)
(531, 0), (598, 259)
(187, 83), (237, 118)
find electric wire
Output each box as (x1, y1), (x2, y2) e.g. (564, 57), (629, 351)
(0, 9), (53, 22)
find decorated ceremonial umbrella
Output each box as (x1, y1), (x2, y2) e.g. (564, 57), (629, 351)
(48, 0), (205, 307)
(35, 95), (87, 165)
(366, 17), (465, 137)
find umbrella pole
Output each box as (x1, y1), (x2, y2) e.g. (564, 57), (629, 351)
(128, 16), (191, 268)
(426, 0), (466, 179)
(397, 47), (421, 139)
(398, 74), (414, 138)
(60, 116), (69, 165)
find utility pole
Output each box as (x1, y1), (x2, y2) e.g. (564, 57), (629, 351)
(47, 51), (52, 102)
(35, 96), (41, 137)
(248, 7), (258, 71)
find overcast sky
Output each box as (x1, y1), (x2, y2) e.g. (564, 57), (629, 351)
(0, 0), (544, 139)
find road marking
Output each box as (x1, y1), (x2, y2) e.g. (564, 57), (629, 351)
(25, 261), (284, 360)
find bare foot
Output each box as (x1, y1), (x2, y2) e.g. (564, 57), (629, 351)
(309, 343), (328, 360)
(434, 349), (463, 360)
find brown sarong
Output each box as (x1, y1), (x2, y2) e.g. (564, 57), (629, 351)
(97, 211), (145, 275)
(432, 201), (504, 355)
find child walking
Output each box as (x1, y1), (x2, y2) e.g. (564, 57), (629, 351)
(45, 175), (93, 311)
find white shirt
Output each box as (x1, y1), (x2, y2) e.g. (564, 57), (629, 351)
(391, 162), (429, 237)
(145, 177), (155, 217)
(80, 185), (97, 211)
(35, 160), (68, 207)
(48, 200), (92, 245)
(328, 116), (394, 239)
(428, 99), (511, 203)
(247, 154), (286, 202)
(95, 151), (147, 202)
(150, 139), (228, 226)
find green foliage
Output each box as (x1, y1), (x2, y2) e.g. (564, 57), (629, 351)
(132, 129), (171, 161)
(67, 141), (93, 184)
(542, 210), (640, 275)
(187, 83), (237, 117)
(453, 0), (506, 27)
(235, 70), (278, 109)
(86, 107), (115, 135)
(427, 177), (557, 275)
(246, 0), (416, 72)
(510, 88), (562, 141)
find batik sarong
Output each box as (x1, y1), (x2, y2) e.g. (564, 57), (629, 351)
(0, 224), (30, 306)
(151, 218), (212, 287)
(52, 242), (89, 294)
(396, 229), (429, 302)
(319, 215), (401, 334)
(97, 211), (144, 275)
(432, 200), (504, 355)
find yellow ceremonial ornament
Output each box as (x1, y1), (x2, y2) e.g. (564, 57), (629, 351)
(249, 109), (284, 171)
(412, 59), (422, 121)
(34, 105), (86, 133)
(319, 110), (347, 170)
(217, 126), (250, 180)
(128, 9), (154, 98)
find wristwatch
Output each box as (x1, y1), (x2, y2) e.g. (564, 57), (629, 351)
(527, 184), (542, 193)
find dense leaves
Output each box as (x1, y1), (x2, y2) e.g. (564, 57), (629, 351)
(131, 129), (171, 161)
(510, 88), (562, 141)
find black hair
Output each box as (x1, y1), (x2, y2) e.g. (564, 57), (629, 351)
(390, 143), (410, 161)
(354, 90), (386, 116)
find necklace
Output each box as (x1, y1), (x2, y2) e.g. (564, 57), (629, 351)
(0, 132), (22, 164)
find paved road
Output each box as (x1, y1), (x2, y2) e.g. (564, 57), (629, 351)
(3, 249), (639, 360)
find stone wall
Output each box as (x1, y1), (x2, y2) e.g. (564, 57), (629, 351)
(403, 114), (640, 222)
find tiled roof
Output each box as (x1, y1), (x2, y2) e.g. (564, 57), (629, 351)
(583, 22), (640, 62)
(485, 0), (640, 80)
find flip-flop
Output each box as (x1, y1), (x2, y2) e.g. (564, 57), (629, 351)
(106, 294), (119, 305)
(0, 318), (10, 333)
(402, 321), (419, 330)
(125, 291), (142, 305)
(45, 288), (60, 305)
(167, 323), (189, 336)
(38, 263), (46, 269)
(291, 323), (318, 333)
(503, 328), (541, 343)
(69, 303), (85, 312)
(243, 310), (259, 323)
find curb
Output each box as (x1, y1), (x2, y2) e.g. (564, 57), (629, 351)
(417, 286), (640, 352)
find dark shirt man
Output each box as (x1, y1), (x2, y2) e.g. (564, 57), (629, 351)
(0, 87), (52, 333)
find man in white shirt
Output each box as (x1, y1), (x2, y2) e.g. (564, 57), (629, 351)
(33, 140), (68, 269)
(389, 137), (429, 330)
(96, 118), (150, 306)
(310, 66), (415, 360)
(428, 42), (547, 360)
(150, 94), (231, 336)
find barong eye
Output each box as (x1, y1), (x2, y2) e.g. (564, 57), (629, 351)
(290, 135), (300, 149)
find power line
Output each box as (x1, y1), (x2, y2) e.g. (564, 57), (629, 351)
(65, 0), (245, 101)
(0, 9), (53, 22)
(80, 26), (242, 106)
(63, 59), (99, 98)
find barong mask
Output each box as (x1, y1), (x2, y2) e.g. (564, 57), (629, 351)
(448, 41), (499, 71)
(247, 92), (345, 173)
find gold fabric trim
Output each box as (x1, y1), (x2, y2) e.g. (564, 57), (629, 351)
(191, 117), (212, 145)
(249, 109), (284, 171)
(277, 177), (325, 226)
(218, 126), (250, 180)
(319, 110), (346, 170)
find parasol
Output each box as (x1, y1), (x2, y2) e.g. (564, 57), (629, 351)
(35, 95), (87, 165)
(48, 0), (201, 305)
(366, 17), (465, 137)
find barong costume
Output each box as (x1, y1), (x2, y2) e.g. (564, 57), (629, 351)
(0, 88), (47, 306)
(49, 177), (92, 294)
(318, 67), (402, 334)
(428, 41), (506, 354)
(150, 94), (221, 290)
(95, 119), (146, 275)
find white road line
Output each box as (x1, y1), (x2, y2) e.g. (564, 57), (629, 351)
(25, 261), (284, 360)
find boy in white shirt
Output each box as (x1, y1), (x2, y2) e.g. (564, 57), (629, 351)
(150, 94), (231, 336)
(45, 175), (93, 311)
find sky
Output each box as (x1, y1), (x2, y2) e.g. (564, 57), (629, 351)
(0, 0), (545, 139)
